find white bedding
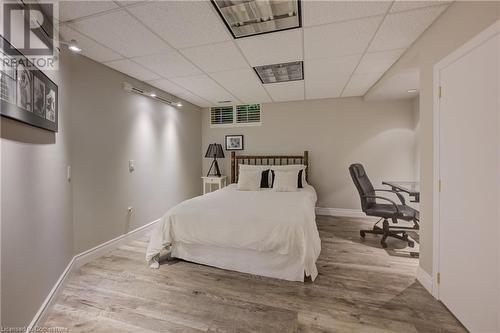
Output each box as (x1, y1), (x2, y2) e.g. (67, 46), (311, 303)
(146, 184), (321, 281)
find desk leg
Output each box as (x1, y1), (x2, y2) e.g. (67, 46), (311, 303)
(203, 182), (206, 195)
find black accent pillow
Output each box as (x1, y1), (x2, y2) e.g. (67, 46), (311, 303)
(269, 169), (304, 188)
(260, 169), (271, 188)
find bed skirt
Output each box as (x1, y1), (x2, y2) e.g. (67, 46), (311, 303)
(171, 242), (306, 282)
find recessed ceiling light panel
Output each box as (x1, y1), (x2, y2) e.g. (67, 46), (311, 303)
(212, 0), (301, 38)
(254, 61), (303, 84)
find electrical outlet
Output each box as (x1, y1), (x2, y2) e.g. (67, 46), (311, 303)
(128, 207), (133, 214)
(128, 160), (135, 173)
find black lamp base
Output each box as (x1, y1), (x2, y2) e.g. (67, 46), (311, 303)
(207, 158), (221, 177)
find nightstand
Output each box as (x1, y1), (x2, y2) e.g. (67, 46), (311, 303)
(202, 176), (227, 194)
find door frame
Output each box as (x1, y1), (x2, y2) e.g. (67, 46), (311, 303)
(432, 19), (500, 301)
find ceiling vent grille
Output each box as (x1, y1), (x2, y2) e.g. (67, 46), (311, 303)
(212, 0), (301, 39)
(254, 61), (303, 84)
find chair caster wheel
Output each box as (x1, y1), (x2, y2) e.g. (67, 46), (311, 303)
(408, 241), (415, 248)
(402, 233), (408, 240)
(381, 241), (388, 248)
(360, 231), (366, 238)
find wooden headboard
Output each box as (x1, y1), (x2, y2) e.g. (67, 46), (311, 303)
(230, 151), (309, 184)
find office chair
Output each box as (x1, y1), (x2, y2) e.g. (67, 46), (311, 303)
(349, 164), (419, 249)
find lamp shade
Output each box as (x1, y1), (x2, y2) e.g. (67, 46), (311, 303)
(205, 143), (225, 158)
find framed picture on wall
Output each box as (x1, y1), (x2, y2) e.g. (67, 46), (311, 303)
(0, 36), (58, 132)
(0, 56), (16, 105)
(16, 62), (32, 112)
(225, 135), (244, 150)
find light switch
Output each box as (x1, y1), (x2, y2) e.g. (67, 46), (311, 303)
(128, 160), (135, 173)
(67, 165), (71, 182)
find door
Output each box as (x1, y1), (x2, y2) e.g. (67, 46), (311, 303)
(438, 31), (499, 332)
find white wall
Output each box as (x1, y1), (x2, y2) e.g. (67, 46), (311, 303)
(202, 97), (418, 210)
(367, 0), (500, 275)
(412, 97), (420, 180)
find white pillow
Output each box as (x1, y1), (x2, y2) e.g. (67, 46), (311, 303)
(239, 164), (271, 187)
(271, 164), (307, 187)
(237, 169), (262, 191)
(272, 170), (299, 192)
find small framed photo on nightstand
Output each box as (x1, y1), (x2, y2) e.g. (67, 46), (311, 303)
(225, 135), (244, 151)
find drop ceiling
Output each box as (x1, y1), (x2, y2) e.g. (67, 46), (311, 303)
(58, 0), (450, 108)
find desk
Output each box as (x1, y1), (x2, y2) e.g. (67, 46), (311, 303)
(382, 181), (420, 203)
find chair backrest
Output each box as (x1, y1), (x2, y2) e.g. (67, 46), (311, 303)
(349, 163), (375, 211)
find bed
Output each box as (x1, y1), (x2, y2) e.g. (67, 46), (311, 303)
(146, 151), (321, 282)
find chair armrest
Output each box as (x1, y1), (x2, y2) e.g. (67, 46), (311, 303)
(362, 195), (400, 213)
(373, 189), (406, 205)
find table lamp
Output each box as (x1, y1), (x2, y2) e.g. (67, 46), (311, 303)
(205, 143), (225, 177)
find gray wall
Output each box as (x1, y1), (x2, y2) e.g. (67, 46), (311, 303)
(1, 48), (202, 326)
(1, 49), (73, 328)
(202, 97), (418, 209)
(367, 0), (500, 275)
(68, 53), (202, 253)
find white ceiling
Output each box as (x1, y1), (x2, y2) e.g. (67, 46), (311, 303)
(58, 0), (450, 108)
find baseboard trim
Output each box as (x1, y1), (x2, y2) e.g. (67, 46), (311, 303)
(26, 219), (160, 332)
(316, 207), (366, 218)
(416, 266), (434, 296)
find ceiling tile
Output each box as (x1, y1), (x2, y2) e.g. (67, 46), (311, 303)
(306, 54), (361, 77)
(236, 29), (303, 67)
(305, 55), (361, 99)
(70, 10), (174, 58)
(147, 79), (211, 107)
(356, 49), (405, 74)
(369, 5), (448, 52)
(104, 59), (160, 81)
(303, 1), (391, 27)
(59, 1), (119, 22)
(115, 1), (146, 7)
(365, 68), (420, 100)
(342, 72), (383, 97)
(176, 92), (212, 108)
(265, 81), (304, 102)
(128, 1), (230, 49)
(59, 25), (122, 62)
(147, 79), (191, 97)
(390, 1), (451, 13)
(132, 52), (201, 78)
(180, 42), (248, 73)
(171, 74), (238, 105)
(305, 16), (383, 60)
(211, 68), (271, 103)
(306, 75), (350, 100)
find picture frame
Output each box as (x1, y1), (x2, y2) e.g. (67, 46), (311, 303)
(0, 36), (58, 132)
(225, 135), (244, 151)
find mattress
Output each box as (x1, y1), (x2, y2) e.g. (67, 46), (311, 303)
(146, 184), (321, 281)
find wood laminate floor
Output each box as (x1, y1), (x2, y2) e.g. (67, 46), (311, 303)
(43, 216), (466, 332)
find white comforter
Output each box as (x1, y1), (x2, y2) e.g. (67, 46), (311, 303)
(146, 184), (321, 280)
